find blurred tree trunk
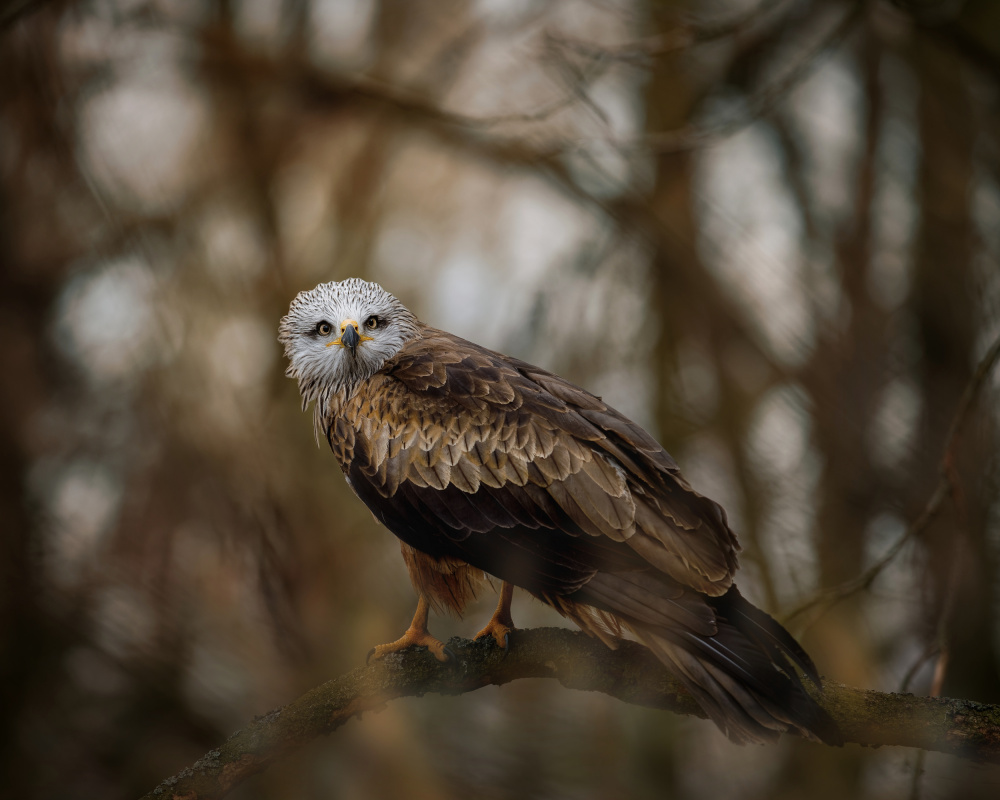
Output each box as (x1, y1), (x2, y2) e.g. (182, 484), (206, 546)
(645, 3), (804, 619)
(646, 31), (700, 454)
(642, 2), (706, 791)
(0, 14), (230, 798)
(0, 206), (52, 800)
(0, 20), (75, 796)
(804, 24), (884, 688)
(911, 33), (1000, 707)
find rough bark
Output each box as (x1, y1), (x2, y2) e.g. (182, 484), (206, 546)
(140, 627), (1000, 800)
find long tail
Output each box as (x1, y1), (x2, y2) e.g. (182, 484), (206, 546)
(638, 590), (840, 744)
(577, 576), (842, 745)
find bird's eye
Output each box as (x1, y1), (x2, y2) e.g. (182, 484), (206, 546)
(365, 315), (379, 330)
(316, 321), (333, 336)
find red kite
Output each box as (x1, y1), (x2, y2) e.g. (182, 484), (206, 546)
(279, 278), (839, 745)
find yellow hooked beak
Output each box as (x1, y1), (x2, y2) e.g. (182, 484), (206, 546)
(326, 319), (374, 355)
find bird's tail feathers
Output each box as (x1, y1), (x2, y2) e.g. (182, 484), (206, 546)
(627, 586), (841, 746)
(633, 623), (838, 745)
(559, 573), (841, 745)
(713, 587), (820, 686)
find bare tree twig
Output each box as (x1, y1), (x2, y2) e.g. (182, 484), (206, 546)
(192, 31), (613, 132)
(185, 1), (861, 158)
(632, 0), (867, 154)
(900, 642), (941, 694)
(785, 330), (1000, 627)
(785, 481), (949, 627)
(546, 0), (791, 65)
(139, 627), (1000, 800)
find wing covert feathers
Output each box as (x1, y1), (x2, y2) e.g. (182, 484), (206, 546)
(333, 327), (737, 591)
(329, 325), (838, 745)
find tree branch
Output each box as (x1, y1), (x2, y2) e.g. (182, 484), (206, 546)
(545, 0), (791, 66)
(141, 627), (1000, 800)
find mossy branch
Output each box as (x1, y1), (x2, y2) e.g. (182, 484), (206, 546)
(140, 627), (1000, 800)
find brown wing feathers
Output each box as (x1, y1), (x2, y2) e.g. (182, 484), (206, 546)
(333, 325), (838, 745)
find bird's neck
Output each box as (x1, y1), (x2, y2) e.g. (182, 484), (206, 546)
(312, 382), (352, 446)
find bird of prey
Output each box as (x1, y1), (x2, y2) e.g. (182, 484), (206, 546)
(279, 277), (840, 745)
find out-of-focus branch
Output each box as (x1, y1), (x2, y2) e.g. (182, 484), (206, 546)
(197, 2), (863, 153)
(140, 627), (1000, 800)
(546, 0), (791, 65)
(0, 0), (45, 30)
(195, 30), (609, 132)
(785, 330), (1000, 628)
(635, 0), (867, 153)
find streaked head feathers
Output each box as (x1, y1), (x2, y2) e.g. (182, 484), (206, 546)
(278, 278), (419, 438)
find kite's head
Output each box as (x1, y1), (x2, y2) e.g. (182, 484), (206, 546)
(279, 278), (419, 430)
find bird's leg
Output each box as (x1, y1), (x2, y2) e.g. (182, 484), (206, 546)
(368, 594), (451, 662)
(474, 581), (516, 650)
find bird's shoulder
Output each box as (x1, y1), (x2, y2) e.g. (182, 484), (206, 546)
(340, 324), (670, 463)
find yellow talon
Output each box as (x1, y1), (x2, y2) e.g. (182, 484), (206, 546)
(368, 595), (451, 663)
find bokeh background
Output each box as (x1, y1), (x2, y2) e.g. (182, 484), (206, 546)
(2, 0), (1000, 798)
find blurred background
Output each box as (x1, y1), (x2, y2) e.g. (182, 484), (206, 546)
(2, 0), (1000, 798)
